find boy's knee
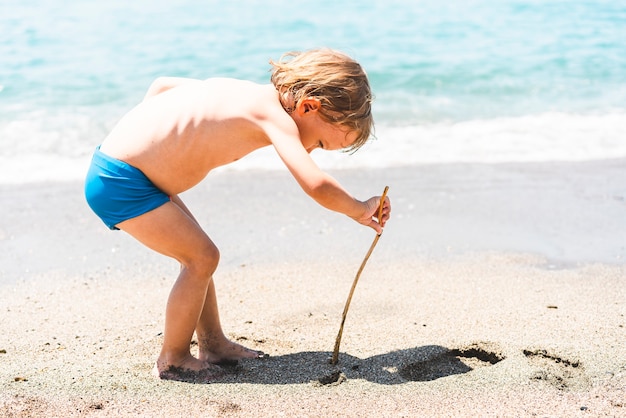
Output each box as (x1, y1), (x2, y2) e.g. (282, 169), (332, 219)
(184, 242), (220, 278)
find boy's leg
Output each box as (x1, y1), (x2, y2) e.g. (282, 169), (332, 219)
(116, 201), (223, 381)
(171, 195), (264, 364)
(196, 278), (265, 364)
(168, 195), (265, 363)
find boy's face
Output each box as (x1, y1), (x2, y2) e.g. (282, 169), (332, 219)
(302, 119), (356, 154)
(295, 99), (356, 153)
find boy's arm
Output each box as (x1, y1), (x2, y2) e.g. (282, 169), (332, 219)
(143, 77), (201, 101)
(269, 131), (388, 233)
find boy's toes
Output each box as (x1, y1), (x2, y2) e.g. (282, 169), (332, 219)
(247, 349), (268, 359)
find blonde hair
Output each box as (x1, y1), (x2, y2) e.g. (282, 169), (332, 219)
(269, 48), (374, 152)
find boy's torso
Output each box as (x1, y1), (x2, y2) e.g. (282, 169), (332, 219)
(100, 79), (290, 195)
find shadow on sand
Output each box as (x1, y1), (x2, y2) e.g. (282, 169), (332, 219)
(218, 342), (505, 386)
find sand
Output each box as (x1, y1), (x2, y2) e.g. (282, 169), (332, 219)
(1, 160), (625, 417)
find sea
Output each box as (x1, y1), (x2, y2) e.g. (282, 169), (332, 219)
(1, 0), (625, 183)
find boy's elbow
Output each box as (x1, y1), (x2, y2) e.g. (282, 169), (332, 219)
(300, 176), (327, 197)
(305, 184), (324, 203)
(301, 177), (336, 207)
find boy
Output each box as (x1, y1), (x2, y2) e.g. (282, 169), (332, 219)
(84, 48), (391, 383)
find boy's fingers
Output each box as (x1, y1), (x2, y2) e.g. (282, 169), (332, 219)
(370, 219), (383, 234)
(356, 195), (390, 233)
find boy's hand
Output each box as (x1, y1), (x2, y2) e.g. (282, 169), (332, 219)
(353, 195), (391, 234)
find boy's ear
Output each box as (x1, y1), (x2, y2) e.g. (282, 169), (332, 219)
(297, 98), (321, 115)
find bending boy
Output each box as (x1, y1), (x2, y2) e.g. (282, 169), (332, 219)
(84, 48), (391, 383)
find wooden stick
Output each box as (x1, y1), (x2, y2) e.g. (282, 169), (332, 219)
(331, 186), (389, 365)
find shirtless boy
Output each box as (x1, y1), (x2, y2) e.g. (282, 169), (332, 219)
(84, 48), (391, 383)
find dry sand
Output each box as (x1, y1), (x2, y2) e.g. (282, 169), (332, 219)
(1, 161), (625, 417)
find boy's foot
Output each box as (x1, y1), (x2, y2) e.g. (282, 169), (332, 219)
(152, 356), (224, 384)
(199, 340), (267, 366)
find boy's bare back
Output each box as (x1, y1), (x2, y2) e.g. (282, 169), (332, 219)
(100, 78), (292, 196)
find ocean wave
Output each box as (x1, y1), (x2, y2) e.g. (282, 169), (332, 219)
(1, 111), (624, 184)
(229, 111), (626, 170)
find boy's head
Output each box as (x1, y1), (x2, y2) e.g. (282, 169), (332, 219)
(270, 48), (374, 152)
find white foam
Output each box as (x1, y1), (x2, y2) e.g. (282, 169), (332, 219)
(224, 111), (626, 171)
(1, 111), (624, 184)
(0, 154), (92, 184)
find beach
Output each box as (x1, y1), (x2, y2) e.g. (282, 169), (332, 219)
(3, 0), (625, 415)
(1, 161), (624, 417)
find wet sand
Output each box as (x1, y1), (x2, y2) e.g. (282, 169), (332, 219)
(1, 160), (625, 417)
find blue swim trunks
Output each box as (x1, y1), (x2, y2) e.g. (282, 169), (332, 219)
(84, 146), (170, 230)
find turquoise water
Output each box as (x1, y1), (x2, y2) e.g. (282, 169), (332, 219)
(1, 0), (625, 181)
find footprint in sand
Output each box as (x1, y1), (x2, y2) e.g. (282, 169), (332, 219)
(399, 342), (505, 382)
(523, 348), (590, 391)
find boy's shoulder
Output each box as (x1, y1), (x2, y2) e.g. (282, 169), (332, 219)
(190, 78), (276, 107)
(163, 78), (279, 113)
(200, 77), (263, 93)
(159, 78), (292, 135)
(206, 79), (287, 116)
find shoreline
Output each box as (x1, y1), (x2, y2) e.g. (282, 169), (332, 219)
(1, 160), (625, 416)
(3, 110), (626, 185)
(1, 159), (624, 285)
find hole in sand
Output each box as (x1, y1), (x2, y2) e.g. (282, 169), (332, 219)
(400, 343), (505, 382)
(523, 348), (589, 391)
(313, 370), (347, 386)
